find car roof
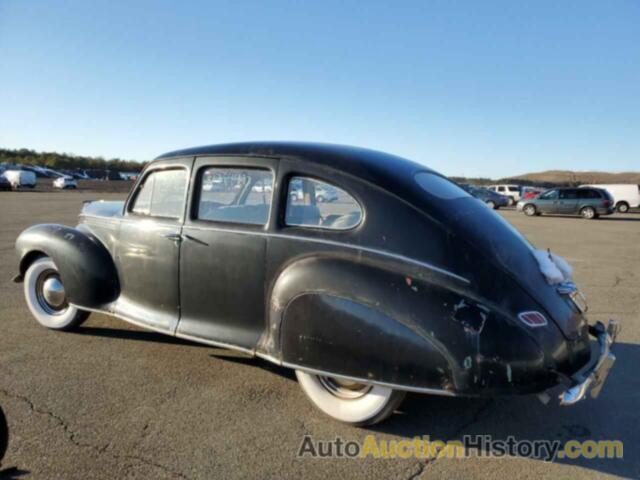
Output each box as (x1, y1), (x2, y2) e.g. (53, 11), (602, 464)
(154, 141), (436, 191)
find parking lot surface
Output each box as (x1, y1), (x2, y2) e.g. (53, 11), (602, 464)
(1, 191), (639, 479)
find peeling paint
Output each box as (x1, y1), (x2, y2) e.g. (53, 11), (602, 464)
(463, 356), (472, 369)
(506, 364), (512, 383)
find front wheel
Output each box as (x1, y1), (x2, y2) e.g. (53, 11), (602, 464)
(486, 200), (497, 209)
(24, 257), (89, 330)
(523, 204), (537, 216)
(295, 370), (405, 426)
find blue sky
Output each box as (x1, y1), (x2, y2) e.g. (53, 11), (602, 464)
(0, 0), (638, 177)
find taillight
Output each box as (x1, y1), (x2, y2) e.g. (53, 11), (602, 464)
(603, 199), (610, 207)
(518, 311), (548, 328)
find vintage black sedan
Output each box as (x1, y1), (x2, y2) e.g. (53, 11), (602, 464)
(14, 142), (618, 425)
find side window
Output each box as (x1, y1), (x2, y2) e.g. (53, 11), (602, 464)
(285, 177), (362, 230)
(540, 190), (558, 200)
(578, 189), (596, 199)
(131, 169), (187, 218)
(197, 167), (273, 225)
(559, 189), (578, 199)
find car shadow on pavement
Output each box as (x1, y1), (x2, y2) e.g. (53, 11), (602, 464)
(71, 325), (637, 477)
(371, 341), (639, 479)
(208, 354), (297, 382)
(0, 467), (30, 479)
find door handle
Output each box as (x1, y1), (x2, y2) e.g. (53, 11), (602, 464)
(161, 232), (183, 242)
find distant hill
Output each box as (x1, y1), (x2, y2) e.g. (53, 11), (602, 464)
(505, 170), (640, 186)
(453, 170), (640, 187)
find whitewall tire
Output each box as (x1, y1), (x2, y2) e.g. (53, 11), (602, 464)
(295, 370), (406, 426)
(24, 257), (89, 331)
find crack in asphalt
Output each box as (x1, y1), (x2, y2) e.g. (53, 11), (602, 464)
(405, 399), (495, 480)
(0, 388), (191, 479)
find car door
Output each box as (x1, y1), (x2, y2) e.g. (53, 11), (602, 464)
(114, 158), (192, 332)
(177, 156), (278, 349)
(557, 189), (578, 214)
(536, 189), (559, 213)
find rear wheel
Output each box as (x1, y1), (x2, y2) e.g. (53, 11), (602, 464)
(295, 370), (405, 426)
(616, 202), (629, 213)
(523, 204), (537, 216)
(580, 206), (596, 219)
(486, 200), (497, 209)
(24, 257), (89, 330)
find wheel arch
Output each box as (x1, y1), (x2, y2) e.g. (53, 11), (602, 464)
(15, 224), (120, 308)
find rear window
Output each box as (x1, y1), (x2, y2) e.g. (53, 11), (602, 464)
(415, 172), (471, 200)
(508, 186), (519, 192)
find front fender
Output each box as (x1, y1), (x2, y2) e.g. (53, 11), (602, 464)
(15, 224), (119, 308)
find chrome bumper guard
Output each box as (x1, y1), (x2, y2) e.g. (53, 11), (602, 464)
(559, 319), (620, 406)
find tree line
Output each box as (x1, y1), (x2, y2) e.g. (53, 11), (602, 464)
(0, 148), (143, 172)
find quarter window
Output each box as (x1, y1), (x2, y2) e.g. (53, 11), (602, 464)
(197, 167), (273, 225)
(131, 169), (187, 218)
(285, 177), (362, 230)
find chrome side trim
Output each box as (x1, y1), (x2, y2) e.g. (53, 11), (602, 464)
(175, 332), (255, 356)
(71, 304), (458, 396)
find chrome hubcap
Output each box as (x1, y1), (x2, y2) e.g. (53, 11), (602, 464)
(318, 376), (372, 399)
(36, 270), (68, 314)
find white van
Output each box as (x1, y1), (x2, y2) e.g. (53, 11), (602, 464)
(487, 184), (521, 205)
(580, 184), (640, 213)
(3, 170), (37, 189)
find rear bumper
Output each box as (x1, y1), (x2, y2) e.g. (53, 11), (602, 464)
(559, 320), (619, 406)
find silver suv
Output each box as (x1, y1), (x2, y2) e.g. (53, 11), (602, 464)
(517, 187), (615, 219)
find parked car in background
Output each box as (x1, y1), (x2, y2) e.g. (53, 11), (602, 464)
(0, 175), (12, 191)
(315, 184), (338, 202)
(53, 176), (78, 189)
(3, 170), (36, 189)
(15, 142), (618, 426)
(580, 184), (640, 213)
(460, 184), (509, 209)
(521, 186), (544, 200)
(517, 187), (614, 219)
(487, 184), (521, 205)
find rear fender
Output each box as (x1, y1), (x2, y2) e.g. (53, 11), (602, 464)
(259, 256), (460, 392)
(15, 224), (119, 308)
